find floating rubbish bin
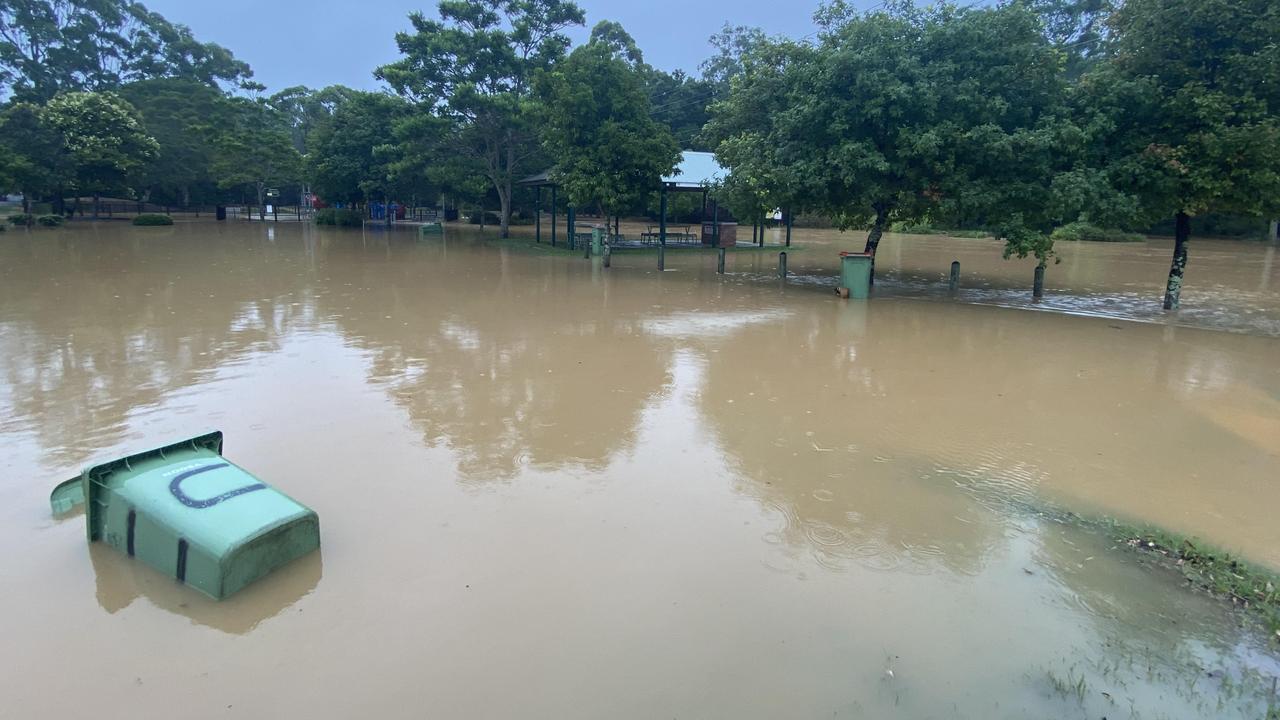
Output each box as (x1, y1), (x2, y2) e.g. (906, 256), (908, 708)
(50, 431), (319, 600)
(839, 251), (873, 299)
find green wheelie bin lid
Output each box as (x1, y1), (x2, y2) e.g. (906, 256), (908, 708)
(50, 431), (320, 600)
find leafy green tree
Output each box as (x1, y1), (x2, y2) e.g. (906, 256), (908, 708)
(307, 91), (411, 206)
(210, 98), (302, 216)
(710, 1), (1073, 280)
(0, 100), (70, 211)
(1082, 0), (1280, 309)
(536, 21), (680, 219)
(42, 90), (158, 216)
(377, 0), (586, 238)
(0, 0), (251, 102)
(118, 78), (233, 207)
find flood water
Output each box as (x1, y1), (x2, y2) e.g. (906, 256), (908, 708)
(2, 220), (1279, 719)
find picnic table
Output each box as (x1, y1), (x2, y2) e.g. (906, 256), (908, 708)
(641, 225), (697, 244)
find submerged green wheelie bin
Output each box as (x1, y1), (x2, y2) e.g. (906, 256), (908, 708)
(839, 251), (873, 299)
(50, 431), (319, 600)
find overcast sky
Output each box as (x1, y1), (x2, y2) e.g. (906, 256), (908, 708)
(141, 0), (852, 93)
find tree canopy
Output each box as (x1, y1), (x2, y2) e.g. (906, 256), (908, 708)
(0, 0), (251, 102)
(377, 0), (586, 237)
(1077, 0), (1280, 308)
(708, 1), (1073, 276)
(537, 21), (680, 218)
(42, 90), (157, 211)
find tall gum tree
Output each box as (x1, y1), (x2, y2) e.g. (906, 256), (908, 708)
(377, 0), (585, 238)
(0, 0), (251, 102)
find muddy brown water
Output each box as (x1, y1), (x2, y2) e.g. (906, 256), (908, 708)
(2, 220), (1278, 718)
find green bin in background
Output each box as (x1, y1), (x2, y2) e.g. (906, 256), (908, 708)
(50, 431), (320, 600)
(839, 251), (873, 299)
(591, 226), (604, 255)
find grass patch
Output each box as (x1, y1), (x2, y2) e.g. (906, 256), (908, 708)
(8, 213), (32, 226)
(132, 213), (173, 226)
(36, 214), (63, 227)
(1108, 523), (1280, 637)
(1051, 222), (1146, 243)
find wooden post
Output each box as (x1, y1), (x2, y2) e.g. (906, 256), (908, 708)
(711, 200), (720, 245)
(717, 247), (726, 274)
(1033, 264), (1046, 300)
(949, 261), (960, 292)
(778, 251), (787, 279)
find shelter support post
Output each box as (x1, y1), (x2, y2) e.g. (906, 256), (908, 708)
(660, 187), (668, 246)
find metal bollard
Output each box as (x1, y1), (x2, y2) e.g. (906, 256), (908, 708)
(717, 247), (726, 274)
(658, 245), (665, 271)
(779, 251), (787, 279)
(949, 261), (960, 292)
(1033, 265), (1045, 300)
(603, 240), (611, 268)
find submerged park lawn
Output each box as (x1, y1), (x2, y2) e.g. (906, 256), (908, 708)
(1, 220), (1279, 718)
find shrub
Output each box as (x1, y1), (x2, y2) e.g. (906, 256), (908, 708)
(37, 214), (63, 227)
(1051, 222), (1145, 243)
(468, 210), (501, 226)
(8, 213), (32, 225)
(132, 213), (174, 226)
(315, 208), (364, 227)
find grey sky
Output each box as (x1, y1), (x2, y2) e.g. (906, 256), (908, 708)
(141, 0), (852, 93)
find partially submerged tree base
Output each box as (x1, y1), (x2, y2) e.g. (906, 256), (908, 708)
(1163, 212), (1191, 310)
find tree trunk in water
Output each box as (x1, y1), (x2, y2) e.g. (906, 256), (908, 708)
(257, 182), (266, 220)
(863, 206), (890, 286)
(499, 179), (511, 239)
(1163, 212), (1191, 310)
